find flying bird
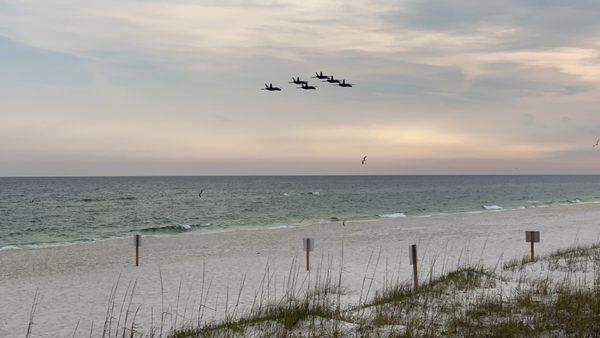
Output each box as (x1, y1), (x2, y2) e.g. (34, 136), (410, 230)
(594, 138), (599, 148)
(324, 76), (340, 84)
(261, 83), (281, 91)
(312, 71), (328, 80)
(338, 79), (353, 87)
(298, 83), (316, 90)
(361, 156), (367, 165)
(289, 77), (308, 85)
(198, 189), (204, 198)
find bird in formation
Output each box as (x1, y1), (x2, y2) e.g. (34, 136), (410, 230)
(313, 71), (328, 80)
(338, 79), (352, 87)
(298, 83), (316, 90)
(289, 77), (308, 85)
(324, 75), (340, 84)
(262, 83), (281, 91)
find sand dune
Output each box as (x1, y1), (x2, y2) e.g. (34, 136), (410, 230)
(1, 203), (599, 337)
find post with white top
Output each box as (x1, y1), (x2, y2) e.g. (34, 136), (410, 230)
(526, 231), (540, 261)
(304, 238), (314, 271)
(134, 234), (142, 266)
(409, 244), (418, 289)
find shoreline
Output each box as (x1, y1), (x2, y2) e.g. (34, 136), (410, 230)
(2, 199), (599, 252)
(2, 202), (600, 336)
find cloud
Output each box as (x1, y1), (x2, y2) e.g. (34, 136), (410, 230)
(393, 0), (600, 48)
(1, 0), (600, 174)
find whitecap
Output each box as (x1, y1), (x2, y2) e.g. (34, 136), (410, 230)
(482, 205), (503, 210)
(308, 191), (320, 195)
(379, 212), (406, 218)
(0, 245), (20, 251)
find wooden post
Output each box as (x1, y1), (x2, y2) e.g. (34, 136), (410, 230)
(134, 234), (141, 266)
(306, 238), (310, 271)
(304, 238), (314, 271)
(526, 231), (540, 261)
(530, 240), (535, 261)
(410, 244), (418, 289)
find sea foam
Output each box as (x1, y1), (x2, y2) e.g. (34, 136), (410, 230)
(482, 205), (503, 210)
(379, 212), (407, 218)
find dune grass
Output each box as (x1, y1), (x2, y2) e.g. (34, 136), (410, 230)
(171, 242), (600, 337)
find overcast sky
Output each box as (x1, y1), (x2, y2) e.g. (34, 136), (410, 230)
(1, 0), (600, 175)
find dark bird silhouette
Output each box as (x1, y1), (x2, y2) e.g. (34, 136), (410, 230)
(338, 79), (353, 87)
(313, 71), (328, 80)
(262, 83), (281, 91)
(298, 83), (316, 90)
(342, 219), (346, 226)
(289, 77), (308, 85)
(198, 189), (204, 198)
(324, 76), (340, 84)
(361, 156), (367, 165)
(594, 138), (599, 148)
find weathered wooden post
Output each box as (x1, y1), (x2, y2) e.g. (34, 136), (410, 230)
(304, 238), (314, 271)
(525, 231), (540, 261)
(134, 234), (142, 266)
(409, 244), (418, 289)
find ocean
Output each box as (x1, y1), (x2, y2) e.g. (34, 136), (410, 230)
(1, 175), (599, 249)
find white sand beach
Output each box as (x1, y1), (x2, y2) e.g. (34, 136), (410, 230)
(2, 203), (600, 337)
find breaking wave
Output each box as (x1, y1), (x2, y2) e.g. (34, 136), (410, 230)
(379, 212), (407, 218)
(137, 223), (211, 233)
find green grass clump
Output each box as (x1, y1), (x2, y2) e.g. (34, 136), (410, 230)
(172, 300), (340, 337)
(368, 266), (495, 308)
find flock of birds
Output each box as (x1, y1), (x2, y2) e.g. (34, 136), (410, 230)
(262, 71), (353, 91)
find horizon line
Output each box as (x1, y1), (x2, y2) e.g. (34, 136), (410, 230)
(3, 173), (600, 178)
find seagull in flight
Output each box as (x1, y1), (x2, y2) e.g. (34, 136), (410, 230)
(198, 189), (204, 198)
(594, 138), (599, 148)
(361, 156), (367, 165)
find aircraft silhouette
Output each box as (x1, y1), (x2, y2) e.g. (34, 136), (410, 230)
(338, 79), (353, 87)
(289, 77), (308, 85)
(298, 83), (317, 90)
(313, 72), (328, 80)
(262, 83), (281, 91)
(324, 76), (340, 84)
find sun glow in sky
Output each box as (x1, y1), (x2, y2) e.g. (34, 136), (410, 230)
(1, 0), (600, 175)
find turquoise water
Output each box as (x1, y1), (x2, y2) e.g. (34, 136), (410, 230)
(1, 175), (599, 248)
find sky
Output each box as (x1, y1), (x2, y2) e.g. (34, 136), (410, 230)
(1, 0), (600, 176)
